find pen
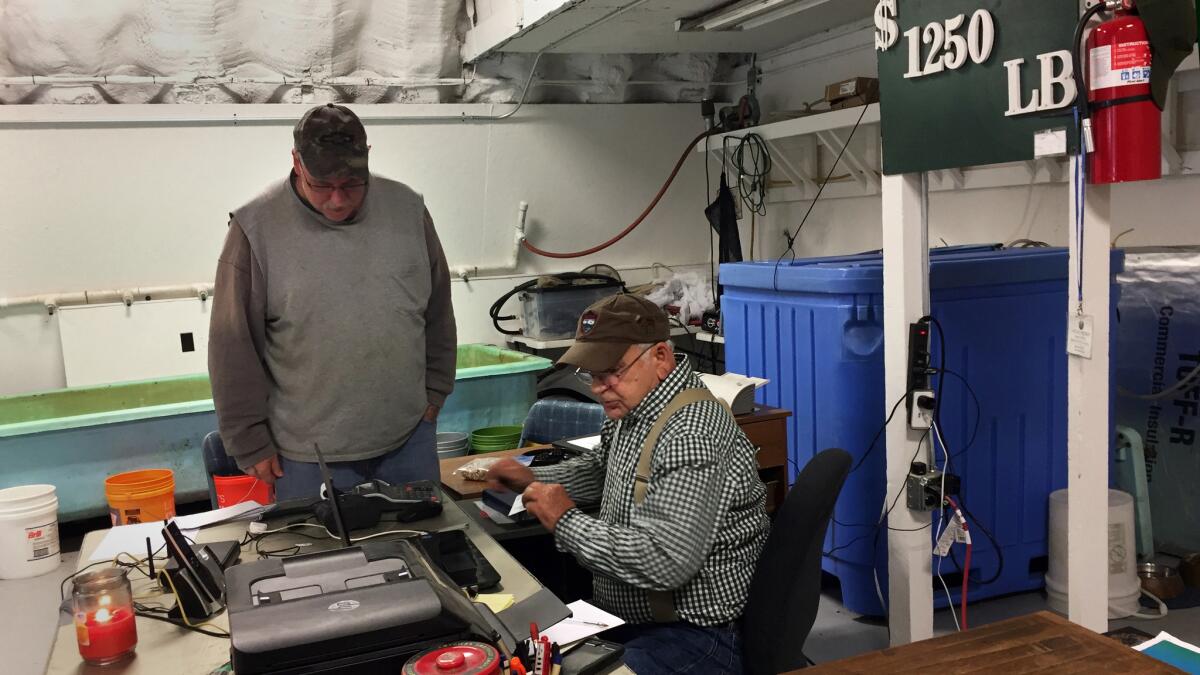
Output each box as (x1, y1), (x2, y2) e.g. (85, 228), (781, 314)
(530, 622), (539, 641)
(563, 619), (610, 628)
(551, 644), (562, 675)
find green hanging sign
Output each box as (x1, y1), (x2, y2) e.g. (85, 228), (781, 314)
(875, 0), (1082, 175)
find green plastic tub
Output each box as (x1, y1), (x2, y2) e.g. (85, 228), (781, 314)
(440, 345), (551, 435)
(0, 344), (550, 521)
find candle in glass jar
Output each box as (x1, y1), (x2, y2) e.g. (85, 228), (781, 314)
(76, 606), (137, 664)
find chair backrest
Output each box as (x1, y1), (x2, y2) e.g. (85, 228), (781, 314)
(519, 398), (606, 446)
(742, 448), (852, 675)
(201, 431), (239, 509)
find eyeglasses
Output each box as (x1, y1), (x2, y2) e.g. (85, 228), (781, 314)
(575, 344), (657, 388)
(302, 176), (368, 197)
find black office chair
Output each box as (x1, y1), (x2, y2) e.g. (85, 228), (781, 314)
(201, 431), (240, 509)
(741, 448), (852, 674)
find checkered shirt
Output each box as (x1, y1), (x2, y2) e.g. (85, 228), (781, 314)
(531, 356), (770, 626)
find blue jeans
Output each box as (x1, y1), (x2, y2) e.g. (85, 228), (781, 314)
(604, 621), (743, 675)
(273, 419), (439, 501)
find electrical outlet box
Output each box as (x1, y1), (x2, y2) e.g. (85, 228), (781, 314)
(906, 468), (961, 511)
(909, 389), (935, 430)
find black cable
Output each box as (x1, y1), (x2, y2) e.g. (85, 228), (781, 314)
(706, 131), (716, 297)
(948, 495), (1004, 586)
(134, 610), (230, 638)
(826, 431), (931, 559)
(850, 392), (910, 475)
(730, 132), (771, 216)
(1072, 3), (1108, 125)
(934, 367), (982, 459)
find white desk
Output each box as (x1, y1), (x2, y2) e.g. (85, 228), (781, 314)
(45, 500), (631, 674)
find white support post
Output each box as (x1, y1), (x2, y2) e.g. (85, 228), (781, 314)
(1066, 156), (1112, 633)
(882, 171), (934, 644)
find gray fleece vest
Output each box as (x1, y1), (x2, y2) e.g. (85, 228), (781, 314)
(234, 175), (431, 462)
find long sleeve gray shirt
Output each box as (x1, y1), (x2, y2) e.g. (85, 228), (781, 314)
(208, 173), (456, 469)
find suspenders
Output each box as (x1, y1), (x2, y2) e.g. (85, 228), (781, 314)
(632, 387), (727, 622)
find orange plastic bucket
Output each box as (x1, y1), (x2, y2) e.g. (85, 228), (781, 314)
(212, 475), (274, 508)
(105, 469), (175, 525)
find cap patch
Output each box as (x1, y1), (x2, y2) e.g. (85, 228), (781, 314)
(581, 311), (598, 335)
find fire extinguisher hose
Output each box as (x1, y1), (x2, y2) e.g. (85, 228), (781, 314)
(1073, 2), (1110, 122)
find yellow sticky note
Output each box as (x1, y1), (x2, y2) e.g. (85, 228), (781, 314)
(475, 593), (515, 613)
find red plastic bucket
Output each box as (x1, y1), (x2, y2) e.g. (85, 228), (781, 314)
(212, 475), (274, 508)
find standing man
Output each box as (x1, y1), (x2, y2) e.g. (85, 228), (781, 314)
(488, 295), (769, 675)
(209, 103), (456, 501)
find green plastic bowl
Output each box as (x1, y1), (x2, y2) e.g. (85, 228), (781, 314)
(469, 425), (523, 453)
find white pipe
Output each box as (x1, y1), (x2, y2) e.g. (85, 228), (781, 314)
(0, 283), (214, 314)
(454, 201), (529, 282)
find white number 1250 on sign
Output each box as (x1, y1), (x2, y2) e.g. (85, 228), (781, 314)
(875, 0), (996, 79)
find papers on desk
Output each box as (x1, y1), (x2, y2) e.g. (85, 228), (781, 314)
(1135, 631), (1200, 673)
(567, 435), (601, 452)
(88, 502), (267, 562)
(88, 521), (199, 562)
(509, 494), (526, 516)
(542, 600), (625, 647)
(174, 500), (268, 529)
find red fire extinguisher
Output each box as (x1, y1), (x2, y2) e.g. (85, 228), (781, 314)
(1086, 0), (1161, 185)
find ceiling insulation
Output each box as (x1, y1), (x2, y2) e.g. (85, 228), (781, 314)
(0, 0), (743, 105)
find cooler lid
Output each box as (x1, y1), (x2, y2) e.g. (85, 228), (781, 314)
(719, 247), (1124, 294)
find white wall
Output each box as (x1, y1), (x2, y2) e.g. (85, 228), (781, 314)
(755, 24), (1200, 259)
(0, 103), (714, 395)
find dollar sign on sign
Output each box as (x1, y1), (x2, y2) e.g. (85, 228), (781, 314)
(874, 0), (899, 51)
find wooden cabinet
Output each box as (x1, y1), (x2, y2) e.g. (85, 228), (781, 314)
(736, 407), (791, 514)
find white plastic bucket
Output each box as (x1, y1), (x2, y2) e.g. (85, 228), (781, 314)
(0, 484), (61, 579)
(1045, 488), (1142, 619)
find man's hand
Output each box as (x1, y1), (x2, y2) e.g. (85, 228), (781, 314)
(423, 404), (440, 423)
(485, 458), (535, 493)
(522, 482), (575, 533)
(245, 455), (284, 485)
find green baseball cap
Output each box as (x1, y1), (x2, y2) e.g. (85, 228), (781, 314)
(558, 294), (671, 372)
(293, 103), (369, 180)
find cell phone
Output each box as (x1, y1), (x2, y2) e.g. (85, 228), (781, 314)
(561, 638), (624, 675)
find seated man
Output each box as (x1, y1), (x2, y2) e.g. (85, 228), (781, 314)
(488, 294), (770, 675)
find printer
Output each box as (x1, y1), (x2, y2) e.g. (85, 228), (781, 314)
(226, 539), (510, 674)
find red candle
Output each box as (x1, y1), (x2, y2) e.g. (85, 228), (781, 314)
(76, 607), (137, 664)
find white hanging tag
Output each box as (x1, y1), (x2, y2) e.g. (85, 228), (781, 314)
(1067, 314), (1094, 359)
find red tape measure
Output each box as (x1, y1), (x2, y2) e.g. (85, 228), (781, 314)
(402, 641), (501, 675)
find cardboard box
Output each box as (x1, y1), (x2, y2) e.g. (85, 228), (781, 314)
(825, 77), (879, 107)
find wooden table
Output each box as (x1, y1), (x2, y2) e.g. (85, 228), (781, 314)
(439, 406), (792, 512)
(805, 611), (1183, 674)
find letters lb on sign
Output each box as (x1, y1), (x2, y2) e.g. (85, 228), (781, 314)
(876, 0), (1081, 175)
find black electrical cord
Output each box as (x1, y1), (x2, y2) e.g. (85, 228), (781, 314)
(133, 610), (231, 638)
(1073, 2), (1108, 125)
(935, 367), (982, 460)
(850, 392), (910, 475)
(730, 132), (772, 216)
(772, 103), (872, 292)
(947, 495), (1004, 586)
(825, 430), (932, 560)
(488, 273), (626, 335)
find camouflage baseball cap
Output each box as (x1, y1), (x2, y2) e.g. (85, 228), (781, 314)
(293, 103), (369, 180)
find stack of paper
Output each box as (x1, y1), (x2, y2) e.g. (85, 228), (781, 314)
(1135, 631), (1200, 673)
(542, 600), (625, 648)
